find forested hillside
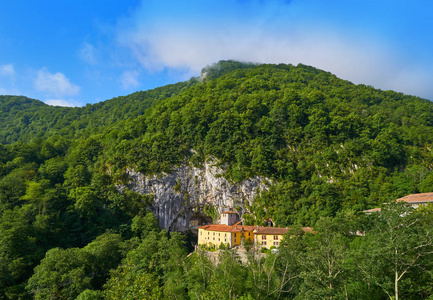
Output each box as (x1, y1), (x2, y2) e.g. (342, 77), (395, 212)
(104, 62), (433, 224)
(2, 61), (433, 298)
(0, 80), (195, 144)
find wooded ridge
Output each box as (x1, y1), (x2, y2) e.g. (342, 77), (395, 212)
(2, 60), (433, 299)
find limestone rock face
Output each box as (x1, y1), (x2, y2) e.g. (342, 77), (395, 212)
(124, 161), (269, 232)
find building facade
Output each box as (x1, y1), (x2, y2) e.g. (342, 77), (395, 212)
(198, 224), (254, 248)
(253, 227), (288, 249)
(253, 226), (314, 249)
(198, 211), (313, 249)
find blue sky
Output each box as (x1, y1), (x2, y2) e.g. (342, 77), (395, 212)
(0, 0), (432, 106)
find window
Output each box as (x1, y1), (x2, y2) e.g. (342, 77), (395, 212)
(218, 238), (220, 241)
(225, 233), (227, 237)
(234, 239), (237, 243)
(219, 233), (220, 236)
(262, 241), (267, 246)
(273, 242), (279, 246)
(213, 232), (215, 236)
(248, 232), (250, 236)
(200, 231), (202, 235)
(262, 235), (267, 239)
(213, 237), (215, 240)
(208, 232), (209, 235)
(274, 235), (278, 240)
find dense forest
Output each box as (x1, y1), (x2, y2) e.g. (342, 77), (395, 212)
(2, 61), (433, 299)
(0, 80), (195, 144)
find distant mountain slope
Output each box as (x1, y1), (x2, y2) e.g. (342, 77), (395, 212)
(4, 61), (433, 299)
(2, 60), (433, 224)
(99, 61), (433, 224)
(0, 80), (195, 144)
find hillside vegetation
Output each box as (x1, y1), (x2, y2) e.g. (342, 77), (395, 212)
(104, 61), (433, 224)
(2, 61), (433, 298)
(0, 80), (194, 144)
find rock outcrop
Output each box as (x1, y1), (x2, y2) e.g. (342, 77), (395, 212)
(123, 160), (269, 232)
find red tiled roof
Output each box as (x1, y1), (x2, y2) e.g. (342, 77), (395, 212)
(253, 226), (314, 235)
(221, 211), (237, 214)
(363, 207), (382, 213)
(199, 224), (233, 232)
(232, 225), (255, 232)
(396, 192), (433, 203)
(302, 227), (314, 233)
(199, 224), (313, 234)
(198, 224), (255, 233)
(254, 227), (289, 235)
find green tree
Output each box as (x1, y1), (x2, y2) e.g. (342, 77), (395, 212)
(0, 207), (40, 298)
(27, 247), (92, 300)
(75, 289), (104, 300)
(0, 174), (26, 212)
(82, 231), (124, 290)
(185, 249), (215, 299)
(295, 218), (351, 299)
(131, 211), (160, 239)
(201, 249), (247, 300)
(103, 261), (162, 300)
(355, 202), (433, 300)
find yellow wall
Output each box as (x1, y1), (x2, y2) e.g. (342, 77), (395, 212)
(231, 231), (254, 246)
(255, 233), (284, 249)
(198, 229), (255, 248)
(198, 228), (232, 248)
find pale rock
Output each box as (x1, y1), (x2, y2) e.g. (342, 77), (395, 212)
(122, 160), (269, 232)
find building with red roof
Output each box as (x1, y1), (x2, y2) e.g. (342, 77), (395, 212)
(198, 224), (255, 247)
(363, 192), (433, 214)
(396, 192), (433, 208)
(198, 211), (313, 249)
(253, 226), (313, 249)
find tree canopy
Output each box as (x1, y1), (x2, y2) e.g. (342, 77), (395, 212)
(1, 61), (433, 298)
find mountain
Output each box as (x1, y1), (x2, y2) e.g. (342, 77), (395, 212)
(0, 80), (195, 144)
(2, 60), (433, 297)
(2, 60), (433, 223)
(102, 61), (433, 226)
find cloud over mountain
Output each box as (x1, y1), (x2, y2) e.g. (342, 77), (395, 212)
(34, 68), (80, 97)
(115, 0), (433, 100)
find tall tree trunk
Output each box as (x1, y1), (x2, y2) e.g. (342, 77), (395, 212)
(395, 266), (398, 300)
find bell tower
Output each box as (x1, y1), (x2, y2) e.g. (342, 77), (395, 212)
(220, 211), (238, 226)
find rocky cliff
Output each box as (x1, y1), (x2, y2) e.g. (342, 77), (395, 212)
(123, 160), (269, 232)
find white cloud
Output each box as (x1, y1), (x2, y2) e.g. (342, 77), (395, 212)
(115, 0), (433, 100)
(120, 70), (140, 89)
(120, 22), (392, 87)
(34, 68), (80, 97)
(44, 98), (81, 107)
(79, 42), (98, 65)
(0, 87), (21, 95)
(382, 66), (433, 99)
(0, 87), (9, 95)
(0, 64), (18, 95)
(0, 64), (15, 77)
